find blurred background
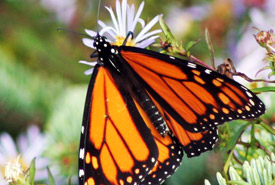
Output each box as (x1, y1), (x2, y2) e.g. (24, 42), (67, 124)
(0, 0), (274, 184)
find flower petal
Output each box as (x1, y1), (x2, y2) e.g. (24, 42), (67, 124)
(79, 61), (97, 75)
(0, 133), (17, 158)
(136, 35), (159, 48)
(84, 68), (95, 75)
(99, 26), (117, 41)
(121, 0), (127, 36)
(116, 0), (124, 36)
(135, 15), (160, 42)
(98, 20), (117, 39)
(105, 6), (119, 34)
(137, 18), (145, 28)
(136, 29), (162, 43)
(82, 38), (95, 49)
(21, 137), (47, 163)
(17, 134), (28, 154)
(127, 4), (135, 33)
(79, 60), (97, 67)
(85, 29), (97, 37)
(130, 1), (145, 32)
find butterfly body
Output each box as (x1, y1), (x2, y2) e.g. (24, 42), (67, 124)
(79, 34), (265, 185)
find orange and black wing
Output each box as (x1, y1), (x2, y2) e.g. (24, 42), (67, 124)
(120, 46), (265, 155)
(133, 96), (184, 184)
(149, 93), (218, 157)
(78, 66), (160, 185)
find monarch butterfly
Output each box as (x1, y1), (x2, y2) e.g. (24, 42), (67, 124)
(77, 31), (265, 184)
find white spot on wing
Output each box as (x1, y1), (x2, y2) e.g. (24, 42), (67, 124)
(187, 62), (197, 68)
(79, 148), (85, 159)
(246, 91), (253, 97)
(205, 69), (212, 74)
(79, 169), (84, 177)
(249, 99), (255, 106)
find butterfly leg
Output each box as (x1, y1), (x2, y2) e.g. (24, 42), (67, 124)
(122, 31), (134, 46)
(90, 50), (98, 58)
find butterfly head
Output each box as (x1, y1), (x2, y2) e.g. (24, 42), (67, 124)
(92, 34), (120, 71)
(93, 35), (112, 53)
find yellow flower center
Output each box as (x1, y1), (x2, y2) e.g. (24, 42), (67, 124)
(112, 35), (136, 46)
(4, 156), (27, 183)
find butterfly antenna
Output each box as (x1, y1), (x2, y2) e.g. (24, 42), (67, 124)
(96, 0), (102, 33)
(57, 27), (94, 39)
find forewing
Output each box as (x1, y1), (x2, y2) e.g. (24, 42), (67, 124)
(79, 66), (159, 185)
(120, 47), (265, 134)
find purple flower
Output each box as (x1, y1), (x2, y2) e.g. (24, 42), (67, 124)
(0, 126), (48, 184)
(40, 0), (76, 24)
(230, 0), (275, 83)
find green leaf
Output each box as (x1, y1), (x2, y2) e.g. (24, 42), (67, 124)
(268, 71), (275, 78)
(47, 167), (56, 185)
(259, 121), (275, 135)
(251, 87), (275, 93)
(227, 180), (250, 185)
(159, 15), (177, 46)
(209, 154), (275, 185)
(185, 39), (201, 57)
(223, 122), (251, 175)
(229, 166), (243, 181)
(216, 172), (227, 185)
(29, 158), (36, 185)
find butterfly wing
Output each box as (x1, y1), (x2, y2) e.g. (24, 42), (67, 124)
(119, 46), (265, 152)
(79, 65), (159, 185)
(133, 97), (184, 184)
(149, 93), (219, 157)
(165, 110), (218, 157)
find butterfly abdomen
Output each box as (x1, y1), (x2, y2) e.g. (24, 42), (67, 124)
(131, 87), (169, 136)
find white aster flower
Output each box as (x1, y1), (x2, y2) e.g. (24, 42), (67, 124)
(4, 156), (24, 183)
(80, 0), (162, 75)
(0, 126), (48, 184)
